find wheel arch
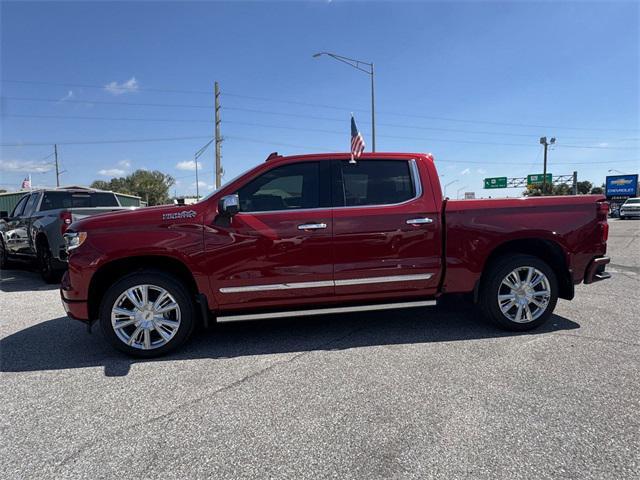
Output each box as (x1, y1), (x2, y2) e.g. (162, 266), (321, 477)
(87, 255), (201, 321)
(475, 237), (574, 302)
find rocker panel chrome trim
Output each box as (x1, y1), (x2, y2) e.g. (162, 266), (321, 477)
(217, 300), (437, 322)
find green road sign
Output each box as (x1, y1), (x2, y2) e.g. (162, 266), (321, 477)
(484, 177), (507, 189)
(527, 173), (553, 186)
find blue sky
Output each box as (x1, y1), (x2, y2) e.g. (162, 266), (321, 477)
(1, 1), (638, 198)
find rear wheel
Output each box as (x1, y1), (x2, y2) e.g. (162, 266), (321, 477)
(479, 254), (558, 331)
(99, 271), (196, 357)
(37, 240), (62, 283)
(0, 238), (10, 269)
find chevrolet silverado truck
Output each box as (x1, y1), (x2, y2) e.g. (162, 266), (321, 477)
(60, 153), (611, 357)
(0, 187), (133, 282)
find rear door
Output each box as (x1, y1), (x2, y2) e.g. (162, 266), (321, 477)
(206, 160), (334, 310)
(331, 158), (442, 300)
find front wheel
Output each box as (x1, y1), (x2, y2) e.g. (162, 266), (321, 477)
(99, 271), (196, 357)
(479, 254), (558, 331)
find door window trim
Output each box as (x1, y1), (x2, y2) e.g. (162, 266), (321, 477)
(333, 158), (423, 210)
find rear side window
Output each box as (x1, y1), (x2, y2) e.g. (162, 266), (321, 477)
(40, 192), (119, 211)
(338, 160), (415, 207)
(237, 162), (320, 212)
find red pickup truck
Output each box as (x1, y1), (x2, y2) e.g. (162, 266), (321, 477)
(61, 153), (610, 357)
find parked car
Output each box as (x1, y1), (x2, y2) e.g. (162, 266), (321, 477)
(619, 197), (640, 219)
(0, 187), (134, 282)
(61, 153), (610, 357)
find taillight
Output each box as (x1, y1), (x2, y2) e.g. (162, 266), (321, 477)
(60, 211), (73, 234)
(597, 201), (609, 219)
(602, 222), (609, 243)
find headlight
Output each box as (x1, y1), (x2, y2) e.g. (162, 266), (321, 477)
(64, 232), (87, 251)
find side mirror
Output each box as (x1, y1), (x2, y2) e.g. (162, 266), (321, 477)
(218, 194), (240, 217)
(0, 211), (8, 220)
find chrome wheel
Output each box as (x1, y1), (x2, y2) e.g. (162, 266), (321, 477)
(111, 284), (181, 350)
(497, 267), (551, 323)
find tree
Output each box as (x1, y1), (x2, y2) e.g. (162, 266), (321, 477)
(577, 181), (593, 195)
(91, 169), (175, 205)
(590, 183), (605, 195)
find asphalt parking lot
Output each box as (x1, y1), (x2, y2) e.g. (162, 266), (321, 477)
(1, 219), (638, 479)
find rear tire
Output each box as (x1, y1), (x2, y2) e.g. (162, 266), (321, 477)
(37, 240), (62, 283)
(99, 270), (196, 357)
(479, 254), (558, 331)
(0, 238), (10, 269)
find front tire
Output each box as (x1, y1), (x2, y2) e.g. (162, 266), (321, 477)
(479, 254), (558, 331)
(99, 271), (196, 357)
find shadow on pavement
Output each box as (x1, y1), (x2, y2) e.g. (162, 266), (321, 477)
(0, 269), (59, 292)
(1, 297), (580, 377)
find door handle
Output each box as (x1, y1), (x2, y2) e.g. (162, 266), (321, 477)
(406, 217), (434, 225)
(298, 223), (327, 230)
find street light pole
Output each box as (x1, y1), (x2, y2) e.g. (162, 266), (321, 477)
(444, 179), (458, 198)
(313, 52), (376, 151)
(457, 185), (468, 200)
(539, 136), (556, 195)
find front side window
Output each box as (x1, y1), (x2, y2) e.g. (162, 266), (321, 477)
(339, 160), (415, 207)
(237, 162), (320, 212)
(23, 193), (40, 216)
(11, 195), (29, 217)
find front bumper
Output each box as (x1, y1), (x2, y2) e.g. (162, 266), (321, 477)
(584, 256), (611, 284)
(620, 210), (640, 218)
(60, 270), (90, 322)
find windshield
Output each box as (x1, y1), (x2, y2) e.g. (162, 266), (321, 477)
(624, 198), (640, 204)
(40, 191), (120, 211)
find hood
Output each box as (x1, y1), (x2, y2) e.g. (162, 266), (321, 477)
(70, 203), (204, 232)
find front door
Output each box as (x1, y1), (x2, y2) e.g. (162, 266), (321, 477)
(205, 160), (334, 311)
(331, 158), (442, 300)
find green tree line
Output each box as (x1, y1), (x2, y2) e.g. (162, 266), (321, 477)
(91, 170), (175, 206)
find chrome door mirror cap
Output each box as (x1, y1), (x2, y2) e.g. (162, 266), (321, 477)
(218, 194), (240, 217)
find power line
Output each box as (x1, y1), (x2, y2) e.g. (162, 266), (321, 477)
(1, 135), (212, 147)
(4, 92), (639, 134)
(5, 112), (632, 142)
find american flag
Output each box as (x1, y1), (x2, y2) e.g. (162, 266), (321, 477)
(21, 176), (31, 190)
(350, 115), (365, 161)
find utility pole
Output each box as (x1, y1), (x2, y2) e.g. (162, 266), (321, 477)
(572, 171), (578, 195)
(214, 82), (222, 189)
(370, 63), (376, 152)
(539, 136), (556, 195)
(54, 144), (60, 187)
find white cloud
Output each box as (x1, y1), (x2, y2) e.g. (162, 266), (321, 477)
(176, 160), (202, 171)
(193, 181), (214, 190)
(118, 159), (131, 168)
(0, 159), (54, 173)
(98, 168), (126, 177)
(460, 168), (471, 175)
(477, 168), (486, 175)
(57, 90), (74, 103)
(598, 142), (609, 147)
(104, 77), (139, 95)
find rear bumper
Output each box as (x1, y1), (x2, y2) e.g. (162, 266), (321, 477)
(584, 256), (611, 284)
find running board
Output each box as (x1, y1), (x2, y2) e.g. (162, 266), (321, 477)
(216, 300), (437, 323)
